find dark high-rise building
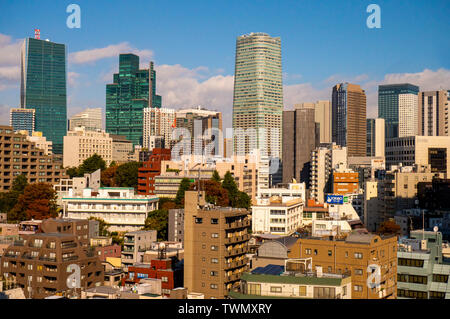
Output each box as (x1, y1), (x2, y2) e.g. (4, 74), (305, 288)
(20, 37), (67, 154)
(332, 83), (367, 157)
(106, 54), (161, 146)
(282, 103), (316, 184)
(378, 83), (419, 139)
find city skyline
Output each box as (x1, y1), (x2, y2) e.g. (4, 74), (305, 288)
(0, 1), (449, 130)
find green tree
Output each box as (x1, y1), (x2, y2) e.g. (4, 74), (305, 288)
(0, 174), (28, 215)
(144, 209), (168, 241)
(11, 174), (28, 193)
(175, 178), (192, 208)
(101, 165), (119, 187)
(236, 191), (251, 210)
(66, 167), (80, 178)
(9, 183), (58, 221)
(190, 180), (229, 207)
(211, 170), (221, 182)
(114, 162), (141, 189)
(222, 171), (239, 206)
(78, 154), (106, 175)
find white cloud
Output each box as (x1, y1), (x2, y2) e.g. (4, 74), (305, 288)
(0, 34), (22, 91)
(69, 42), (153, 65)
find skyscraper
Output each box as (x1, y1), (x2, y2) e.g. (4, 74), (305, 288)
(143, 107), (175, 150)
(332, 83), (367, 157)
(282, 103), (317, 184)
(314, 100), (332, 144)
(232, 32), (283, 160)
(366, 118), (385, 157)
(106, 54), (161, 146)
(20, 37), (67, 154)
(418, 90), (449, 136)
(69, 108), (103, 132)
(10, 108), (35, 134)
(378, 83), (419, 139)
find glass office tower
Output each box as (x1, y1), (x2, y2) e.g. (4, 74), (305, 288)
(106, 54), (161, 146)
(10, 108), (35, 135)
(20, 38), (67, 154)
(378, 83), (419, 139)
(232, 32), (283, 159)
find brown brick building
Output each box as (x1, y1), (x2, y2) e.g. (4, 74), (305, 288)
(137, 148), (171, 195)
(290, 232), (398, 299)
(184, 191), (250, 299)
(0, 125), (66, 192)
(0, 232), (103, 298)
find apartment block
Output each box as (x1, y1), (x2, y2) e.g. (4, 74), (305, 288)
(10, 108), (35, 135)
(184, 191), (251, 299)
(418, 90), (449, 137)
(143, 107), (175, 150)
(0, 125), (66, 192)
(366, 118), (385, 157)
(168, 209), (185, 245)
(0, 232), (103, 298)
(137, 148), (171, 195)
(61, 187), (159, 233)
(292, 232), (398, 299)
(121, 230), (157, 269)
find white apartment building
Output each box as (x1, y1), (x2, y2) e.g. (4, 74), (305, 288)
(257, 182), (306, 204)
(25, 131), (53, 155)
(310, 143), (347, 203)
(143, 107), (175, 150)
(63, 127), (113, 167)
(122, 230), (157, 269)
(398, 93), (418, 137)
(62, 187), (159, 233)
(251, 197), (303, 236)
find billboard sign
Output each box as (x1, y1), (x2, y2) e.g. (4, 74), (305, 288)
(326, 194), (344, 205)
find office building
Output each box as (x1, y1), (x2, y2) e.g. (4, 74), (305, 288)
(106, 54), (161, 146)
(63, 127), (113, 168)
(232, 32), (283, 159)
(111, 134), (134, 164)
(385, 135), (450, 174)
(143, 107), (175, 150)
(10, 108), (35, 135)
(0, 126), (65, 192)
(20, 37), (67, 154)
(282, 103), (317, 184)
(292, 232), (398, 299)
(184, 191), (250, 298)
(137, 148), (172, 195)
(378, 83), (419, 139)
(418, 90), (449, 136)
(25, 131), (53, 156)
(61, 187), (159, 232)
(366, 118), (385, 157)
(0, 232), (103, 298)
(397, 230), (450, 299)
(332, 83), (366, 157)
(69, 108), (103, 132)
(314, 100), (332, 144)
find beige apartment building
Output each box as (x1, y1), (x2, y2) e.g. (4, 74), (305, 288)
(184, 191), (250, 299)
(418, 90), (449, 136)
(25, 131), (53, 156)
(0, 125), (66, 192)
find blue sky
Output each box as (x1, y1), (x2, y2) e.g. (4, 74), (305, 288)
(0, 0), (449, 128)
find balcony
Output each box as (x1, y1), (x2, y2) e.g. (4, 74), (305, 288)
(224, 273), (241, 282)
(225, 257), (248, 269)
(224, 247), (246, 257)
(62, 256), (78, 262)
(225, 234), (251, 244)
(227, 220), (250, 229)
(39, 256), (57, 262)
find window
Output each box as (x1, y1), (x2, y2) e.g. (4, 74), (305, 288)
(345, 251), (348, 258)
(314, 249), (318, 255)
(429, 291), (445, 299)
(343, 286), (347, 296)
(211, 245), (218, 251)
(408, 275), (427, 285)
(398, 258), (424, 268)
(210, 271), (218, 277)
(397, 274), (408, 282)
(397, 289), (427, 299)
(161, 276), (168, 282)
(353, 285), (363, 292)
(305, 248), (311, 255)
(354, 252), (363, 259)
(211, 258), (218, 263)
(354, 269), (363, 275)
(210, 284), (218, 289)
(432, 274), (448, 283)
(270, 286), (282, 293)
(211, 218), (218, 224)
(248, 283), (261, 296)
(211, 233), (219, 238)
(328, 250), (332, 256)
(314, 287), (335, 299)
(195, 218), (203, 224)
(299, 286), (307, 297)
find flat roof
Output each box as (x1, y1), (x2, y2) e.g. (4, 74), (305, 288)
(241, 272), (346, 286)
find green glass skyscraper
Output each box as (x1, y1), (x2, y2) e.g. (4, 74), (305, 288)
(20, 37), (67, 154)
(106, 54), (161, 146)
(232, 32), (283, 159)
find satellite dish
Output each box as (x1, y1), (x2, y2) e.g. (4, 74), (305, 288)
(433, 226), (439, 232)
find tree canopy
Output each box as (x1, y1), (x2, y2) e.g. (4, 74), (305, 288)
(144, 209), (168, 241)
(175, 178), (192, 207)
(9, 183), (58, 221)
(114, 161), (141, 189)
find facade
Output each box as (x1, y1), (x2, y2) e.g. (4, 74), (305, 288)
(63, 127), (113, 168)
(418, 90), (449, 136)
(332, 166), (359, 196)
(111, 134), (134, 164)
(378, 83), (419, 139)
(184, 191), (251, 298)
(257, 182), (306, 204)
(10, 108), (35, 135)
(232, 32), (283, 159)
(69, 108), (103, 132)
(168, 209), (184, 245)
(20, 37), (67, 154)
(137, 148), (172, 195)
(310, 143), (348, 203)
(231, 262), (352, 299)
(251, 198), (303, 236)
(106, 54), (161, 146)
(282, 103), (317, 184)
(314, 100), (332, 144)
(143, 107), (175, 150)
(385, 135), (450, 175)
(397, 230), (450, 299)
(26, 131), (53, 156)
(366, 118), (385, 157)
(121, 230), (157, 269)
(332, 83), (367, 157)
(0, 126), (65, 192)
(61, 187), (159, 233)
(0, 233), (103, 299)
(174, 107), (223, 157)
(292, 232), (398, 299)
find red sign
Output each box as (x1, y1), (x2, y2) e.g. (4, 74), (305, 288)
(34, 29), (40, 40)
